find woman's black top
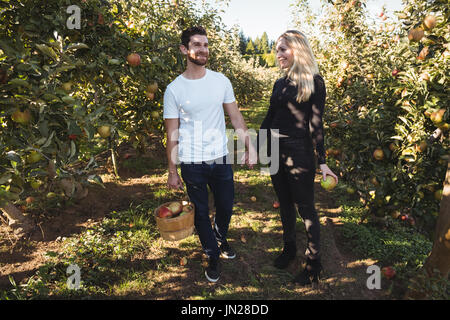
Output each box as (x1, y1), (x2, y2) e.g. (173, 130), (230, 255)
(260, 74), (327, 165)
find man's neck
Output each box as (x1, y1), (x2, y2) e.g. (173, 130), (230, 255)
(182, 64), (207, 80)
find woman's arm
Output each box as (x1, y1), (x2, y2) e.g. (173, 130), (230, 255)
(258, 81), (279, 155)
(311, 75), (339, 182)
(310, 75), (326, 165)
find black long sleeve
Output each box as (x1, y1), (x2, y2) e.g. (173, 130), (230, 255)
(260, 74), (327, 164)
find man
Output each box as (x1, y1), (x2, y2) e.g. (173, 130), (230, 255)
(163, 26), (256, 283)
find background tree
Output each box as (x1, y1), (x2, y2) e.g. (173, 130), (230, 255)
(238, 30), (248, 55)
(259, 31), (270, 54)
(245, 39), (256, 54)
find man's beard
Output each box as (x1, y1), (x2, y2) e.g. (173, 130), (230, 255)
(187, 54), (208, 66)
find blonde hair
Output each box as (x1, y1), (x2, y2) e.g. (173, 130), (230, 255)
(277, 30), (319, 103)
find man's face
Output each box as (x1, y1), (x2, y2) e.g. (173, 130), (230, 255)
(182, 34), (209, 66)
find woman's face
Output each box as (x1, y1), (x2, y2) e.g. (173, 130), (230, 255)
(276, 38), (294, 69)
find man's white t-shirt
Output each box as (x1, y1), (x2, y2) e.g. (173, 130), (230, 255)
(163, 69), (236, 162)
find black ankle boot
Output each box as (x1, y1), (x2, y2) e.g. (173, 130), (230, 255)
(293, 258), (322, 286)
(274, 241), (296, 269)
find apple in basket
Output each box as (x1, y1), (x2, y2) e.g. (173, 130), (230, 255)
(167, 201), (183, 215)
(158, 206), (173, 218)
(179, 204), (194, 217)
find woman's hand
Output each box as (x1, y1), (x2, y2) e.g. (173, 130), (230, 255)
(319, 163), (338, 183)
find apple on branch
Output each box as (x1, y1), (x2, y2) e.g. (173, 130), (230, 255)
(127, 53), (141, 67)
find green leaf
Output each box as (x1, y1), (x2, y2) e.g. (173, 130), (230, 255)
(66, 43), (89, 51)
(36, 44), (59, 60)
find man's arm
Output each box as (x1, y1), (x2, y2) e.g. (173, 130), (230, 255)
(223, 101), (257, 166)
(164, 118), (183, 189)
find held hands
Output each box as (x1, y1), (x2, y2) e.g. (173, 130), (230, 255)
(319, 163), (338, 183)
(241, 146), (258, 169)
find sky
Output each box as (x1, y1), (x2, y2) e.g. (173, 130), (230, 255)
(214, 0), (405, 42)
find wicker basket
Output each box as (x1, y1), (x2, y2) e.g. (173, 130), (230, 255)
(154, 201), (195, 241)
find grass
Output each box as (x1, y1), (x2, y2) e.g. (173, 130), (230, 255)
(1, 98), (446, 300)
(330, 191), (446, 298)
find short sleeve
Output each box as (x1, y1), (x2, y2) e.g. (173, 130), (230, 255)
(163, 87), (179, 119)
(223, 76), (236, 104)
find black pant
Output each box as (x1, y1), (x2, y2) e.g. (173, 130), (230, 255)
(270, 136), (320, 261)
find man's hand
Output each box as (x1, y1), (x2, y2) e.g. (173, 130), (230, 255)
(240, 146), (258, 169)
(167, 172), (183, 190)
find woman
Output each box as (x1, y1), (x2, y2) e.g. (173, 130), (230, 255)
(260, 30), (338, 285)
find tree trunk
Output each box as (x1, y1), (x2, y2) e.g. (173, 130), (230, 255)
(1, 201), (34, 235)
(405, 159), (450, 299)
(424, 159), (450, 278)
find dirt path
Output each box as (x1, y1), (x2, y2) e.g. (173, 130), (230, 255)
(0, 153), (388, 299)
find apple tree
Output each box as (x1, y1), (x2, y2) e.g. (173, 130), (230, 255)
(1, 0), (265, 234)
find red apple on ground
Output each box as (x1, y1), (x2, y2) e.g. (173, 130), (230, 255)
(321, 176), (337, 191)
(273, 201), (280, 209)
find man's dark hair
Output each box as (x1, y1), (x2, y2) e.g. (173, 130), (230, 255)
(181, 26), (207, 48)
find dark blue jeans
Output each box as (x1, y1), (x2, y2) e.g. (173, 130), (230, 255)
(180, 155), (234, 260)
